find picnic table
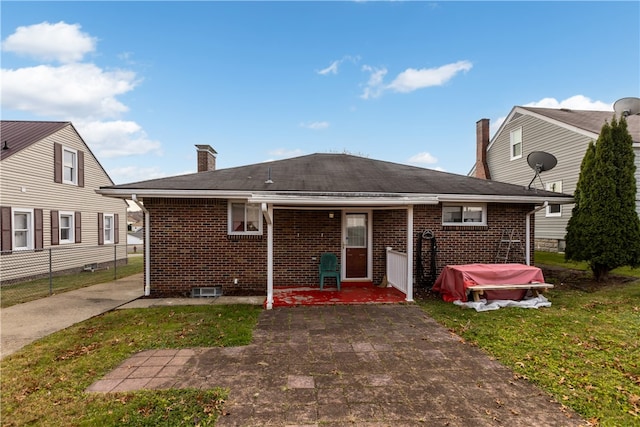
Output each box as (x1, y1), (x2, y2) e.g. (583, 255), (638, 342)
(432, 263), (552, 302)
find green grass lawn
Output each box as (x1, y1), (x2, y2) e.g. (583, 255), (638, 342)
(0, 305), (262, 426)
(419, 273), (640, 426)
(535, 251), (640, 279)
(1, 255), (144, 308)
(3, 251), (639, 425)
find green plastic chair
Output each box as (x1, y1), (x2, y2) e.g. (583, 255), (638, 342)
(319, 253), (341, 291)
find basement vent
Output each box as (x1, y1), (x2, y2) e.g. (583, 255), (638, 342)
(83, 263), (98, 272)
(191, 287), (223, 298)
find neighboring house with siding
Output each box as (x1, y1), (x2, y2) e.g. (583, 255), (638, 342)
(0, 120), (128, 282)
(98, 147), (572, 308)
(471, 105), (640, 252)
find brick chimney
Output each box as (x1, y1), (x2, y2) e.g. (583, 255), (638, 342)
(196, 145), (217, 172)
(475, 118), (491, 180)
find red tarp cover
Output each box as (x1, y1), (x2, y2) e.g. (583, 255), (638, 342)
(432, 263), (546, 302)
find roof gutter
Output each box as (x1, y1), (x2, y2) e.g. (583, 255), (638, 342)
(525, 202), (548, 266)
(96, 189), (255, 199)
(437, 194), (574, 204)
(131, 194), (151, 297)
(98, 188), (574, 206)
(248, 194), (439, 206)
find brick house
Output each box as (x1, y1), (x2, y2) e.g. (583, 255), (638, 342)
(98, 148), (572, 308)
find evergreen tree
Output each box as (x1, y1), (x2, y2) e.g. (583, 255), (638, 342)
(565, 115), (640, 281)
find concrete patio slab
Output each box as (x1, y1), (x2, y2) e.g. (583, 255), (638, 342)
(87, 304), (586, 426)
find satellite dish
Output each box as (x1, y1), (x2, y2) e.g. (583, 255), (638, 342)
(527, 151), (557, 173)
(613, 97), (640, 117)
(527, 151), (557, 189)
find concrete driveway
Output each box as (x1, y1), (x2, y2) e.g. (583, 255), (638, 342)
(1, 273), (143, 359)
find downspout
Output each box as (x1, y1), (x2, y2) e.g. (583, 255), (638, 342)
(525, 201), (548, 266)
(131, 194), (151, 296)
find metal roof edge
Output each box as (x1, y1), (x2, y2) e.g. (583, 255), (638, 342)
(95, 189), (255, 199)
(437, 194), (574, 204)
(97, 188), (573, 205)
(515, 107), (602, 140)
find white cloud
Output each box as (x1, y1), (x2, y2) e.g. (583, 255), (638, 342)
(268, 148), (304, 158)
(360, 60), (472, 99)
(360, 65), (388, 99)
(1, 21), (96, 63)
(387, 60), (473, 93)
(524, 95), (612, 111)
(77, 120), (162, 158)
(1, 21), (160, 160)
(488, 95), (612, 140)
(318, 60), (340, 76)
(317, 55), (360, 76)
(1, 63), (137, 119)
(408, 152), (438, 165)
(299, 121), (330, 130)
(491, 116), (506, 137)
(108, 165), (170, 185)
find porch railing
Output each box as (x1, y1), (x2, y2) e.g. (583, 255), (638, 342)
(386, 247), (408, 294)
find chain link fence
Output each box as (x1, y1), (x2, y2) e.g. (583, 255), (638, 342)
(1, 244), (132, 307)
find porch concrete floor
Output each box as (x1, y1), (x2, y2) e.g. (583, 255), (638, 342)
(87, 305), (584, 426)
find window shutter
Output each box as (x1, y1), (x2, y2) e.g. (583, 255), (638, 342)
(75, 211), (82, 243)
(78, 150), (84, 187)
(114, 213), (119, 244)
(54, 143), (62, 183)
(1, 206), (12, 253)
(98, 213), (104, 245)
(34, 209), (43, 250)
(51, 210), (59, 245)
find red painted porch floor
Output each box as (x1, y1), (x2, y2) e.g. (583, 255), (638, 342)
(269, 281), (407, 308)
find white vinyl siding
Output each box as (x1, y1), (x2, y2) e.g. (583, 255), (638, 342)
(0, 125), (127, 248)
(1, 125), (128, 283)
(487, 114), (592, 240)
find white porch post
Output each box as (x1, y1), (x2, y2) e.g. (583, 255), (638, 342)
(406, 205), (414, 302)
(265, 204), (274, 309)
(131, 194), (151, 296)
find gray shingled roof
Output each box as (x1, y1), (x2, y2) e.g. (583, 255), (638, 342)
(0, 120), (71, 160)
(102, 153), (568, 200)
(518, 107), (640, 144)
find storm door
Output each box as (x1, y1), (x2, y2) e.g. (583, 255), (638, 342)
(343, 212), (370, 279)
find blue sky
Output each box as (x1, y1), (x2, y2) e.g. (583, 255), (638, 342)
(2, 1), (639, 185)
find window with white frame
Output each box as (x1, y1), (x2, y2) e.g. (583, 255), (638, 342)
(104, 214), (114, 243)
(228, 202), (262, 235)
(442, 204), (487, 226)
(12, 208), (33, 250)
(63, 147), (78, 185)
(59, 211), (74, 243)
(545, 181), (562, 217)
(510, 127), (523, 160)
